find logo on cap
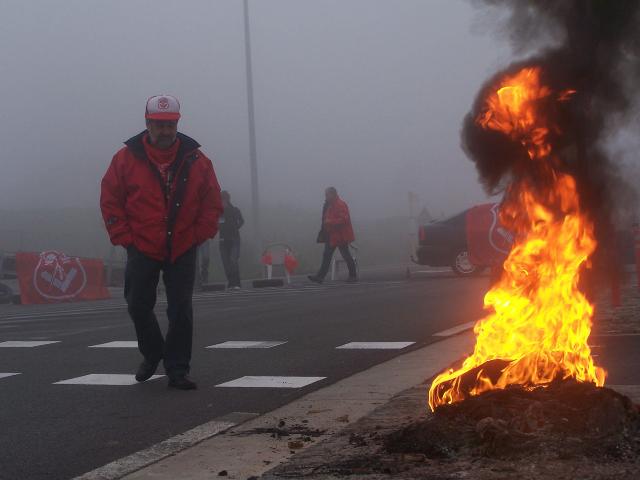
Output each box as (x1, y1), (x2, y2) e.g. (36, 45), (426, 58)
(146, 94), (180, 120)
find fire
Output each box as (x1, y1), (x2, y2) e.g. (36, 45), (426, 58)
(428, 67), (606, 411)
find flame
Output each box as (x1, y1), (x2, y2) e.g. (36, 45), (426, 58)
(428, 67), (606, 411)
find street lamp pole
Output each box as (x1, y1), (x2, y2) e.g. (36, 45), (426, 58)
(243, 0), (261, 245)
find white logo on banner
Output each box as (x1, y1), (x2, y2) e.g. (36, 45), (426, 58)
(488, 203), (514, 255)
(32, 251), (87, 300)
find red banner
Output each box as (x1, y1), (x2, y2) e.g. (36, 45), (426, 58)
(16, 251), (111, 305)
(466, 203), (513, 266)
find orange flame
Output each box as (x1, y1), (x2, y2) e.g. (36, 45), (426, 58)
(428, 67), (606, 411)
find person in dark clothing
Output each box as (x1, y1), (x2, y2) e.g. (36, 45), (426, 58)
(197, 240), (211, 285)
(219, 191), (244, 289)
(308, 187), (357, 284)
(100, 95), (223, 390)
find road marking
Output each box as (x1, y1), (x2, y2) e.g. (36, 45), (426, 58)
(0, 373), (20, 379)
(216, 376), (326, 388)
(54, 374), (164, 385)
(0, 281), (408, 322)
(432, 321), (476, 337)
(0, 340), (60, 347)
(336, 341), (415, 349)
(120, 333), (475, 479)
(88, 341), (138, 348)
(72, 415), (253, 480)
(206, 341), (286, 349)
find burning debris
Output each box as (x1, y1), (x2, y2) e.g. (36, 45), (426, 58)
(429, 0), (640, 410)
(393, 381), (640, 461)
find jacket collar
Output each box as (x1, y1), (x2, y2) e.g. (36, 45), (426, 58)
(124, 131), (201, 161)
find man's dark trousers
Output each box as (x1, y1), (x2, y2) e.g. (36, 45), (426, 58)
(219, 239), (241, 287)
(316, 243), (357, 279)
(124, 246), (196, 378)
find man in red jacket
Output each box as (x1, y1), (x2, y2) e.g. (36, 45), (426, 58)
(100, 95), (222, 390)
(308, 187), (357, 284)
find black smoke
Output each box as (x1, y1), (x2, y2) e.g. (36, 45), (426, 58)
(463, 0), (640, 291)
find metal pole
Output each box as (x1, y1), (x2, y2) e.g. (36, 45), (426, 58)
(243, 0), (261, 245)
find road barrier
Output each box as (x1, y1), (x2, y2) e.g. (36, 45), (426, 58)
(16, 251), (111, 304)
(260, 243), (298, 285)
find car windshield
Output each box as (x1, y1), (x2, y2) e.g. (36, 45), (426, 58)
(431, 211), (466, 226)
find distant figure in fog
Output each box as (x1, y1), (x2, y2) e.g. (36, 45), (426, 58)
(100, 95), (222, 391)
(198, 240), (211, 285)
(308, 187), (357, 284)
(219, 191), (244, 289)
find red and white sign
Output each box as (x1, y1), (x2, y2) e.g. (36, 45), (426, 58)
(16, 251), (111, 305)
(466, 203), (514, 266)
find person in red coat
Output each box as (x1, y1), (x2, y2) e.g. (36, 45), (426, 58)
(308, 187), (357, 283)
(100, 95), (222, 390)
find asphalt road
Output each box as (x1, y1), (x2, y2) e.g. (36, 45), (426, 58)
(0, 268), (489, 480)
(0, 268), (637, 480)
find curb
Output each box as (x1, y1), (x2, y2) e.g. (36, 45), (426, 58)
(88, 330), (474, 480)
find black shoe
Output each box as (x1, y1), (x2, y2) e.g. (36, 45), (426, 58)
(307, 275), (323, 284)
(346, 276), (358, 283)
(168, 375), (198, 390)
(135, 359), (160, 382)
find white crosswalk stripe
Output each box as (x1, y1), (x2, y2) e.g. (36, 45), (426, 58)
(0, 340), (60, 348)
(54, 374), (164, 385)
(89, 341), (138, 348)
(206, 341), (286, 349)
(215, 376), (325, 388)
(336, 341), (415, 349)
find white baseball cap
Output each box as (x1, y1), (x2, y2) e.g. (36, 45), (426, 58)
(145, 95), (181, 121)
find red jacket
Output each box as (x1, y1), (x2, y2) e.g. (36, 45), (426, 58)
(324, 197), (355, 247)
(100, 131), (223, 262)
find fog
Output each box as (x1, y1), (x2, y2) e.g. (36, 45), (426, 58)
(7, 0), (635, 272)
(0, 0), (513, 221)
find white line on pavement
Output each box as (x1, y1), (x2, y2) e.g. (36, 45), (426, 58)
(432, 321), (476, 337)
(73, 418), (241, 480)
(88, 341), (138, 348)
(336, 341), (415, 349)
(206, 341), (287, 349)
(0, 340), (61, 347)
(54, 374), (164, 386)
(215, 376), (326, 388)
(0, 373), (20, 379)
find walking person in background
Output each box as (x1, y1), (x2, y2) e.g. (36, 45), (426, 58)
(308, 187), (357, 284)
(198, 239), (211, 285)
(100, 95), (222, 390)
(219, 190), (244, 289)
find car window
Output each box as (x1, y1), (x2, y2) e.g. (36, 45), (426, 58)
(442, 211), (467, 226)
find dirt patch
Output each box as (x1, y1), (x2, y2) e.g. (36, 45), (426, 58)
(386, 380), (640, 461)
(264, 383), (640, 480)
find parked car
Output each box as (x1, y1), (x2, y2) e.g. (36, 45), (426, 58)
(414, 205), (636, 277)
(414, 209), (485, 276)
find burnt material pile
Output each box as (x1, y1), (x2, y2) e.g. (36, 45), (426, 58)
(388, 382), (640, 461)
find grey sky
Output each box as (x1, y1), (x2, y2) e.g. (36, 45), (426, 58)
(0, 0), (513, 220)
